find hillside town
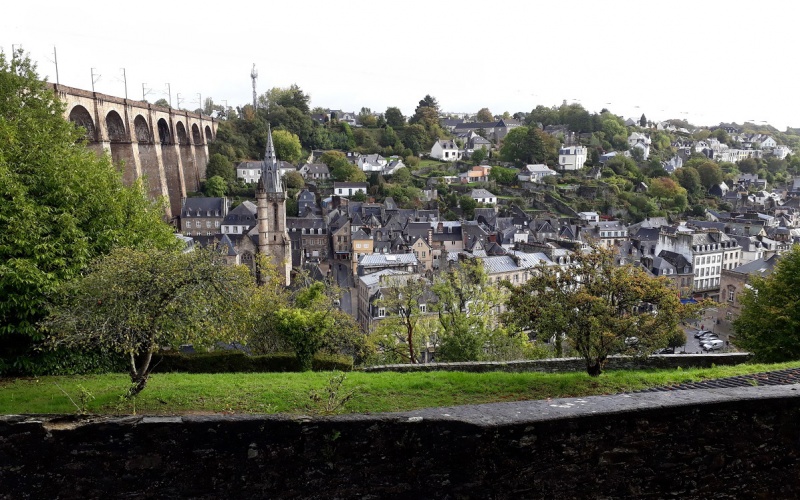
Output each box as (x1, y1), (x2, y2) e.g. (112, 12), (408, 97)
(182, 111), (799, 355)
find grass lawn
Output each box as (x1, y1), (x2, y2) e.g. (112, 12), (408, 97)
(2, 361), (798, 416)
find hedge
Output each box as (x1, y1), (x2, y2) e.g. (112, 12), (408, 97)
(150, 351), (353, 374)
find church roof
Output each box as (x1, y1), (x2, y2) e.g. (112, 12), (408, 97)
(260, 125), (283, 193)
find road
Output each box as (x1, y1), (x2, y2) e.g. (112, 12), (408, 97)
(333, 263), (355, 316)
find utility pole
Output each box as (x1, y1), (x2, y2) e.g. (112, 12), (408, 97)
(165, 83), (172, 108)
(120, 68), (127, 100)
(91, 68), (101, 93)
(53, 47), (60, 85)
(251, 64), (258, 110)
(176, 93), (184, 110)
(197, 93), (202, 113)
(142, 83), (153, 102)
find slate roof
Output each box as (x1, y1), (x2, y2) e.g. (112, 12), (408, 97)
(222, 201), (257, 225)
(182, 197), (226, 217)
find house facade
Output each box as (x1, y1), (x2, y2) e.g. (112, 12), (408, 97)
(430, 139), (462, 161)
(558, 145), (587, 171)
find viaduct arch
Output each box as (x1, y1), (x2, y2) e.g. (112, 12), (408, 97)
(50, 83), (217, 219)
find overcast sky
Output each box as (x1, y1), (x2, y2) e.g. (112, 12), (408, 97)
(5, 0), (800, 129)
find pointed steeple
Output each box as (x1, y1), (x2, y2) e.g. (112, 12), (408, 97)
(261, 124), (283, 193)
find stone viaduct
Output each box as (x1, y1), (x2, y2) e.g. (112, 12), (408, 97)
(50, 83), (217, 219)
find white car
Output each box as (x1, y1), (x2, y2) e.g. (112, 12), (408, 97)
(701, 339), (724, 351)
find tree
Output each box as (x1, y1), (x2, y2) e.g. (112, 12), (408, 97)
(734, 249), (800, 362)
(414, 95), (439, 115)
(206, 153), (235, 185)
(476, 108), (494, 122)
(471, 146), (488, 165)
(432, 259), (526, 361)
(283, 170), (305, 189)
(154, 98), (170, 108)
(402, 124), (430, 155)
(385, 107), (406, 127)
(371, 276), (436, 364)
(648, 177), (685, 201)
(272, 129), (303, 164)
(499, 126), (557, 166)
(44, 247), (255, 395)
(504, 245), (691, 376)
(459, 196), (477, 220)
(0, 51), (180, 372)
(489, 165), (517, 185)
(391, 167), (412, 185)
(674, 166), (702, 195)
(696, 161), (723, 189)
(260, 84), (310, 114)
(204, 175), (227, 197)
(639, 114), (647, 127)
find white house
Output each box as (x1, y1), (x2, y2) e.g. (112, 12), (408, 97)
(518, 164), (557, 182)
(628, 132), (651, 159)
(333, 182), (368, 197)
(578, 211), (599, 223)
(469, 188), (497, 205)
(558, 145), (587, 171)
(430, 139), (462, 161)
(237, 160), (295, 184)
(773, 145), (792, 160)
(358, 154), (388, 172)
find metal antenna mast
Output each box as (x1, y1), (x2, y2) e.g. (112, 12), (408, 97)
(251, 64), (258, 110)
(91, 68), (101, 93)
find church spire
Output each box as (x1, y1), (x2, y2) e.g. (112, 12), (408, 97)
(261, 124), (283, 193)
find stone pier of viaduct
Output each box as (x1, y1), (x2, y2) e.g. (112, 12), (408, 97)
(51, 83), (217, 218)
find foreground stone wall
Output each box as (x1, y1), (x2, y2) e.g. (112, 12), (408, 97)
(363, 352), (752, 373)
(1, 384), (799, 499)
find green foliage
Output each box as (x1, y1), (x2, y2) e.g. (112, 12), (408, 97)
(385, 106), (406, 127)
(283, 170), (305, 189)
(206, 153), (235, 185)
(151, 350), (353, 373)
(489, 165), (517, 185)
(43, 247), (256, 395)
(499, 126), (558, 166)
(272, 129), (303, 164)
(504, 244), (694, 375)
(470, 146), (488, 165)
(432, 259), (521, 362)
(306, 371), (355, 415)
(476, 108), (493, 122)
(0, 51), (180, 373)
(204, 175), (227, 197)
(734, 247), (800, 362)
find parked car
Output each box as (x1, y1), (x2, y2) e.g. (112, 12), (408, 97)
(701, 339), (724, 351)
(698, 333), (720, 343)
(624, 337), (639, 346)
(654, 347), (675, 355)
(694, 329), (712, 338)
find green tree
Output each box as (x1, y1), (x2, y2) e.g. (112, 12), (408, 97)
(274, 281), (354, 371)
(433, 259), (526, 361)
(385, 107), (406, 127)
(260, 84), (310, 114)
(272, 129), (303, 164)
(476, 108), (494, 122)
(499, 126), (557, 166)
(674, 166), (702, 195)
(44, 247), (255, 395)
(639, 114), (647, 127)
(489, 165), (517, 185)
(504, 245), (692, 376)
(648, 177), (685, 201)
(206, 153), (235, 185)
(371, 275), (437, 364)
(471, 146), (488, 165)
(459, 196), (477, 220)
(204, 175), (227, 197)
(154, 98), (170, 108)
(0, 51), (180, 372)
(734, 248), (800, 362)
(283, 170), (305, 189)
(402, 124), (430, 155)
(391, 167), (412, 185)
(696, 161), (723, 189)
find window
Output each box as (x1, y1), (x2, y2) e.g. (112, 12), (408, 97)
(728, 288), (735, 303)
(185, 221), (191, 229)
(420, 304), (427, 313)
(196, 221), (201, 228)
(206, 221), (211, 228)
(378, 307), (385, 318)
(215, 221), (220, 228)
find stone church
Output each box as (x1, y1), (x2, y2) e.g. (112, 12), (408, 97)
(256, 125), (292, 286)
